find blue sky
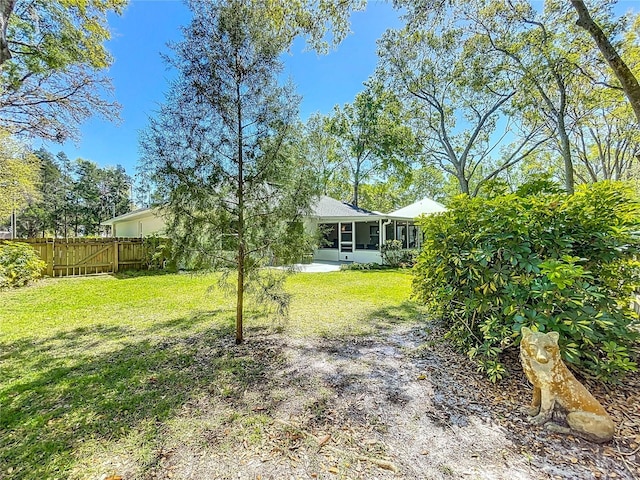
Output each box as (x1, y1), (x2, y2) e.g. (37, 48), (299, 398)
(40, 1), (402, 176)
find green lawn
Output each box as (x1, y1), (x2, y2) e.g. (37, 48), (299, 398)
(0, 269), (420, 479)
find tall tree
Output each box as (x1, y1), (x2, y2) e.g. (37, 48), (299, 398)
(326, 82), (417, 206)
(568, 75), (640, 183)
(377, 23), (547, 196)
(140, 0), (319, 343)
(18, 148), (65, 237)
(0, 129), (39, 234)
(570, 0), (640, 124)
(0, 0), (126, 141)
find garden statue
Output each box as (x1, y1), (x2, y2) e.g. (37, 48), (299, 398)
(519, 327), (615, 443)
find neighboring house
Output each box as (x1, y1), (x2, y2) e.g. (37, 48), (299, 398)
(308, 195), (445, 264)
(101, 195), (446, 264)
(101, 208), (166, 238)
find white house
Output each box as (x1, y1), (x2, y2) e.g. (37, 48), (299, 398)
(101, 208), (166, 238)
(101, 195), (446, 264)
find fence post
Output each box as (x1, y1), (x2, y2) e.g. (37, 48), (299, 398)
(113, 239), (119, 273)
(45, 240), (54, 277)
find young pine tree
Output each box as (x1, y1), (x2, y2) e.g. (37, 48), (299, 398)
(140, 0), (318, 343)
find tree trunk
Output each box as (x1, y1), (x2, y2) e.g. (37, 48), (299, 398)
(235, 70), (244, 345)
(0, 0), (15, 65)
(557, 114), (575, 194)
(352, 164), (360, 207)
(457, 174), (470, 196)
(570, 0), (640, 124)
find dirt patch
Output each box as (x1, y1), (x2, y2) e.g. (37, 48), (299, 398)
(101, 323), (639, 480)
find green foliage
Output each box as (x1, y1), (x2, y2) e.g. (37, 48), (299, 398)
(0, 242), (45, 288)
(381, 239), (404, 267)
(14, 150), (132, 237)
(0, 0), (126, 141)
(142, 235), (173, 271)
(0, 130), (41, 220)
(339, 262), (383, 271)
(324, 81), (418, 207)
(381, 240), (418, 268)
(413, 181), (640, 382)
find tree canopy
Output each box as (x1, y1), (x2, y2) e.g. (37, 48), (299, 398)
(0, 0), (126, 141)
(0, 128), (40, 221)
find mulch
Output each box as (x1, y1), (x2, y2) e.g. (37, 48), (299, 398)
(410, 324), (640, 480)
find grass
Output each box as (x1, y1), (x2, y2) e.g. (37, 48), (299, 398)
(0, 269), (421, 479)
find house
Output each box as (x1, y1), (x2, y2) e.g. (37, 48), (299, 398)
(307, 195), (445, 264)
(101, 207), (166, 238)
(101, 195), (446, 264)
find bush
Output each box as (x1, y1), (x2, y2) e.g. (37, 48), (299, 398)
(340, 262), (383, 271)
(0, 242), (46, 288)
(142, 235), (173, 270)
(413, 181), (640, 382)
(381, 240), (419, 268)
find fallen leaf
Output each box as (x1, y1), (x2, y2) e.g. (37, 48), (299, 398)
(317, 434), (332, 448)
(328, 466), (339, 474)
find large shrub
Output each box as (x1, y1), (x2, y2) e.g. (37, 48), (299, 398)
(0, 242), (46, 288)
(413, 181), (640, 382)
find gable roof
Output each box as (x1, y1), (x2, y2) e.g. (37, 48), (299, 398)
(389, 197), (446, 218)
(310, 195), (382, 219)
(101, 207), (158, 226)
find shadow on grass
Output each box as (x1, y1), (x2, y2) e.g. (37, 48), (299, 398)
(110, 269), (177, 280)
(0, 296), (428, 479)
(0, 311), (282, 480)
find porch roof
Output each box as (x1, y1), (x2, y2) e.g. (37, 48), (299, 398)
(389, 197), (446, 218)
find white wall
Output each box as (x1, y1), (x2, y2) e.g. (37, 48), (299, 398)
(113, 215), (165, 238)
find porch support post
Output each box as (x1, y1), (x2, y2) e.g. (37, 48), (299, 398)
(352, 221), (356, 251)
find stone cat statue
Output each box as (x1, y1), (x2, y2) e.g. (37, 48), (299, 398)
(519, 327), (615, 443)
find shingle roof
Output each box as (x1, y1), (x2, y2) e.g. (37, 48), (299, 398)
(311, 195), (381, 218)
(389, 197), (446, 218)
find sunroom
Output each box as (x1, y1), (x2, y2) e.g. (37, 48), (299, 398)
(307, 196), (424, 264)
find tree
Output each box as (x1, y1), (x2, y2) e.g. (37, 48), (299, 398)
(325, 82), (417, 206)
(301, 114), (345, 198)
(570, 0), (640, 124)
(18, 148), (65, 237)
(377, 23), (547, 197)
(568, 79), (640, 183)
(0, 129), (40, 233)
(0, 0), (126, 141)
(17, 151), (131, 237)
(140, 0), (319, 343)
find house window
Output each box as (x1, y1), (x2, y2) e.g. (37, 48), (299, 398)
(319, 223), (338, 249)
(355, 221), (379, 250)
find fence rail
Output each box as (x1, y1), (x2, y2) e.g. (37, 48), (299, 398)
(6, 238), (147, 277)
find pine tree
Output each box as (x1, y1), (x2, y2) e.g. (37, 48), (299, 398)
(140, 0), (319, 343)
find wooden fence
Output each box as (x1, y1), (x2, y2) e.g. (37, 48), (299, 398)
(14, 238), (147, 277)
